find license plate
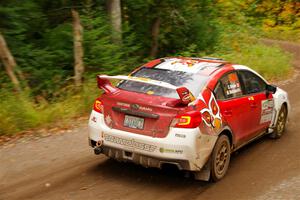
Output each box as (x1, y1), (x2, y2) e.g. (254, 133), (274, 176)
(124, 115), (144, 130)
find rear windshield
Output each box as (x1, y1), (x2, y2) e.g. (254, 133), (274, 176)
(117, 67), (209, 98)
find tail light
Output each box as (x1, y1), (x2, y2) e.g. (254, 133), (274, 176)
(93, 99), (103, 113)
(171, 111), (202, 128)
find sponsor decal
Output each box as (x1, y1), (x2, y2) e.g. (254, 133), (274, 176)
(104, 134), (157, 152)
(91, 116), (97, 123)
(159, 147), (183, 154)
(129, 76), (151, 82)
(175, 133), (186, 138)
(248, 96), (255, 101)
(146, 90), (154, 95)
(171, 59), (198, 67)
(182, 94), (191, 102)
(225, 73), (242, 95)
(117, 102), (130, 107)
(139, 106), (152, 112)
(130, 104), (140, 110)
(117, 102), (153, 112)
(155, 58), (222, 73)
(260, 99), (274, 124)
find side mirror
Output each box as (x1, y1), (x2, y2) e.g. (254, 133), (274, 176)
(176, 87), (195, 105)
(266, 84), (277, 97)
(266, 84), (277, 94)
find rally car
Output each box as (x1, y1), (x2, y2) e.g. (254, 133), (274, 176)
(88, 57), (290, 181)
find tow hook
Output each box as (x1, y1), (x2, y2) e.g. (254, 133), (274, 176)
(94, 140), (103, 155)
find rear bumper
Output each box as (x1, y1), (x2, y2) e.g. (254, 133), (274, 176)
(88, 110), (217, 171)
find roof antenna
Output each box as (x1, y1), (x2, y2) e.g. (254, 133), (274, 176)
(201, 57), (224, 61)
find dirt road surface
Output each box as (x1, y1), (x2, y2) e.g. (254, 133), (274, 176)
(1, 40), (300, 200)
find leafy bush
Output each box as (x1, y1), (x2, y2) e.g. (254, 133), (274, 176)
(0, 81), (99, 135)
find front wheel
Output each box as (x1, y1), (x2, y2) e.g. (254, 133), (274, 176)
(269, 105), (288, 139)
(210, 135), (231, 182)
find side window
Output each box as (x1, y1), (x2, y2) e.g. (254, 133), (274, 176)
(219, 72), (243, 99)
(214, 81), (225, 100)
(239, 71), (266, 94)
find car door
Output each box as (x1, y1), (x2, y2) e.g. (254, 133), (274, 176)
(214, 71), (253, 145)
(237, 70), (274, 135)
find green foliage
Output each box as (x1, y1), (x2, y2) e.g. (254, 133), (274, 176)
(82, 8), (141, 76)
(0, 0), (74, 99)
(230, 0), (300, 41)
(123, 0), (218, 56)
(0, 82), (99, 135)
(0, 0), (295, 135)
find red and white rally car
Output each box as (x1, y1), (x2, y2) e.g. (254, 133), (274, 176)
(88, 57), (290, 181)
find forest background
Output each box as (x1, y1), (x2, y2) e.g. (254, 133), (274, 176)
(0, 0), (299, 135)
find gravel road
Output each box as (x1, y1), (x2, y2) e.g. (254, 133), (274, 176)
(0, 40), (299, 200)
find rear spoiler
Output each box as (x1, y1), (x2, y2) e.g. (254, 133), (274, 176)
(97, 75), (195, 105)
(98, 75), (178, 90)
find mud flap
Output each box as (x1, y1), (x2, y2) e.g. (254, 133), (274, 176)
(194, 158), (211, 181)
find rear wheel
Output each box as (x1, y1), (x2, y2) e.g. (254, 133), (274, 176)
(269, 105), (287, 139)
(210, 135), (231, 182)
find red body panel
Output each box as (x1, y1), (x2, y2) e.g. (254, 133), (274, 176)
(218, 96), (253, 144)
(246, 92), (273, 135)
(144, 59), (163, 68)
(101, 89), (184, 138)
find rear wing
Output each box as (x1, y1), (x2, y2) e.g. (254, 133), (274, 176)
(97, 75), (195, 105)
(98, 75), (178, 90)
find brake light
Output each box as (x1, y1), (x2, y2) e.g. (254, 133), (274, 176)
(93, 99), (103, 113)
(171, 111), (202, 128)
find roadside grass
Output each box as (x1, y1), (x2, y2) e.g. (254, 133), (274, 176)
(262, 27), (300, 43)
(213, 43), (292, 81)
(0, 81), (99, 135)
(207, 27), (293, 81)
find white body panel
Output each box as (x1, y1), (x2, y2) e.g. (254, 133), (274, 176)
(88, 110), (218, 171)
(270, 87), (290, 128)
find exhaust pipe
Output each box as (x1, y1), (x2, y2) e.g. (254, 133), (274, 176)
(94, 140), (103, 155)
(94, 147), (103, 155)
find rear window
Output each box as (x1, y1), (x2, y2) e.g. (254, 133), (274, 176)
(117, 67), (209, 98)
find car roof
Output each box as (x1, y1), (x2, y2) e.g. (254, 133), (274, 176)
(144, 57), (229, 76)
(142, 57), (270, 91)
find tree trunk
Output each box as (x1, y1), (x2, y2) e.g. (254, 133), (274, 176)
(107, 0), (122, 43)
(72, 9), (84, 87)
(150, 17), (160, 58)
(0, 32), (21, 92)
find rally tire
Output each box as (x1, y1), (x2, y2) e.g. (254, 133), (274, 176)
(210, 134), (231, 182)
(269, 105), (287, 139)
